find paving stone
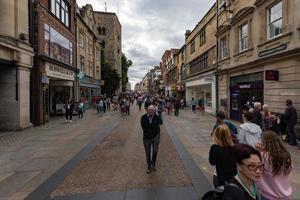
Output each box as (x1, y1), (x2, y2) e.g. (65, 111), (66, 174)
(125, 188), (157, 200)
(156, 187), (198, 200)
(0, 171), (40, 198)
(91, 191), (125, 200)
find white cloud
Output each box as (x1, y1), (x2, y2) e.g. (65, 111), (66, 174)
(77, 0), (214, 89)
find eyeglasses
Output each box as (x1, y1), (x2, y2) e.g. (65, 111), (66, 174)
(242, 162), (264, 172)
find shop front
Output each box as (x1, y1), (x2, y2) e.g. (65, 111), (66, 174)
(229, 72), (264, 121)
(185, 73), (216, 114)
(176, 84), (185, 99)
(44, 62), (76, 118)
(79, 76), (100, 106)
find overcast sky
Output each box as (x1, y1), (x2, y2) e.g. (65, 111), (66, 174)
(77, 0), (214, 89)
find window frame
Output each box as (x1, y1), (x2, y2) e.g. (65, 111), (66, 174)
(239, 23), (248, 52)
(50, 0), (70, 27)
(267, 1), (283, 39)
(220, 36), (228, 59)
(199, 29), (206, 46)
(190, 39), (195, 54)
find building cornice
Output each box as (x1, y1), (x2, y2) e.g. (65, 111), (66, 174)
(216, 47), (300, 75)
(230, 6), (255, 25)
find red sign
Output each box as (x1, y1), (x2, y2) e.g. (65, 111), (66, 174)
(265, 70), (279, 81)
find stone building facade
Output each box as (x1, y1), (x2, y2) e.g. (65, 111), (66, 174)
(165, 49), (179, 97)
(76, 4), (101, 104)
(33, 0), (77, 125)
(216, 0), (300, 121)
(184, 4), (217, 114)
(160, 50), (171, 93)
(174, 45), (186, 98)
(0, 0), (34, 130)
(94, 11), (122, 94)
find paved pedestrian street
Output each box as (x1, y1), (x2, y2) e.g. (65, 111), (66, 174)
(0, 105), (300, 200)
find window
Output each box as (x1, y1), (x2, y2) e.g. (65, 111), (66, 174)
(220, 36), (228, 59)
(98, 27), (106, 35)
(80, 56), (84, 72)
(88, 61), (93, 77)
(102, 40), (105, 48)
(239, 24), (248, 51)
(190, 39), (195, 54)
(200, 29), (206, 46)
(96, 49), (100, 61)
(44, 23), (73, 65)
(190, 51), (208, 75)
(79, 33), (84, 48)
(268, 1), (282, 39)
(50, 0), (70, 27)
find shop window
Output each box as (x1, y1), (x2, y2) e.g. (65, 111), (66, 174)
(200, 29), (206, 46)
(220, 35), (228, 59)
(268, 1), (282, 39)
(44, 23), (73, 65)
(50, 0), (70, 27)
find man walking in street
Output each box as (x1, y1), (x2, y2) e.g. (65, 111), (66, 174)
(191, 97), (197, 113)
(284, 99), (298, 146)
(141, 105), (162, 174)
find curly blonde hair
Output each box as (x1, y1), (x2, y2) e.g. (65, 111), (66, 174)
(262, 131), (292, 176)
(213, 124), (234, 147)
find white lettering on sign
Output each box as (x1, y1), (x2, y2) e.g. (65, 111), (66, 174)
(239, 85), (251, 89)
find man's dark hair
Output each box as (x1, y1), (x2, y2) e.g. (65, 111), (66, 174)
(216, 111), (226, 120)
(286, 99), (293, 106)
(233, 144), (261, 164)
(243, 111), (254, 121)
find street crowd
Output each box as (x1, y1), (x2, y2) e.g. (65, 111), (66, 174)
(62, 93), (297, 200)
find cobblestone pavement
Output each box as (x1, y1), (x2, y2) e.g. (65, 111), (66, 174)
(165, 108), (300, 200)
(0, 109), (121, 200)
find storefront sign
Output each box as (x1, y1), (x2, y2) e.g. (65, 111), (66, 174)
(258, 44), (287, 57)
(186, 76), (214, 87)
(265, 70), (279, 81)
(45, 62), (75, 81)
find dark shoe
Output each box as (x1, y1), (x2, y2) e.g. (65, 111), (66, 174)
(146, 168), (152, 174)
(152, 167), (156, 172)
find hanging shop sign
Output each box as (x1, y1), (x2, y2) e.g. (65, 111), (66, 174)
(45, 62), (75, 81)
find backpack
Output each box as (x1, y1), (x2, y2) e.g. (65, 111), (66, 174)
(201, 183), (242, 200)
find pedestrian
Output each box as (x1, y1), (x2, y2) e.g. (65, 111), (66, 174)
(191, 97), (197, 113)
(238, 111), (262, 148)
(125, 98), (130, 115)
(174, 98), (180, 116)
(78, 99), (84, 119)
(198, 96), (205, 114)
(65, 99), (73, 122)
(284, 99), (298, 146)
(262, 104), (277, 131)
(98, 98), (104, 117)
(222, 144), (263, 200)
(140, 105), (162, 174)
(213, 111), (239, 144)
(252, 102), (264, 129)
(209, 124), (237, 187)
(256, 131), (292, 200)
(138, 96), (143, 111)
(144, 98), (151, 110)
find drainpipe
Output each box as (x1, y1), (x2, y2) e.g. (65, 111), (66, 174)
(215, 1), (219, 113)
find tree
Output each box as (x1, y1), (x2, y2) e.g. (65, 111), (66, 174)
(121, 53), (132, 90)
(101, 61), (121, 95)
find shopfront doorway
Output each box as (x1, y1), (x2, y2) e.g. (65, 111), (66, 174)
(229, 72), (264, 121)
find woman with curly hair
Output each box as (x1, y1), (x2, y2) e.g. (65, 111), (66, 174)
(256, 130), (292, 200)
